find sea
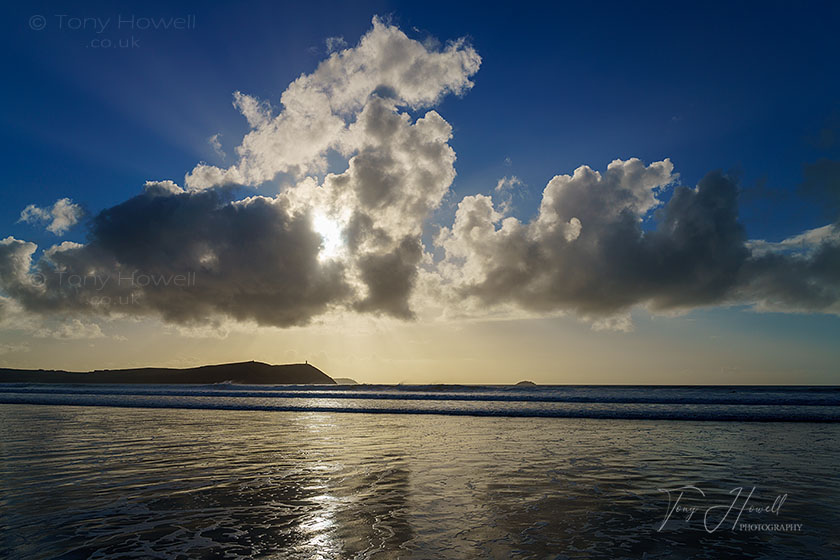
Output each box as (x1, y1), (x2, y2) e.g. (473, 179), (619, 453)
(1, 384), (838, 559)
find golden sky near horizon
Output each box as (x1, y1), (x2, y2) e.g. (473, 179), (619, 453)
(2, 310), (837, 385)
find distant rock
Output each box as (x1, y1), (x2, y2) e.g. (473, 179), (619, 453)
(0, 361), (335, 385)
(333, 377), (359, 385)
(515, 380), (537, 386)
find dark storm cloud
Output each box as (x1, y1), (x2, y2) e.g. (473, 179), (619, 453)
(438, 160), (840, 320)
(736, 238), (840, 313)
(354, 235), (422, 319)
(643, 171), (749, 310)
(1, 187), (352, 327)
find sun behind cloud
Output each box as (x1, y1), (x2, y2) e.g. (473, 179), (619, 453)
(0, 16), (838, 342)
(312, 212), (345, 261)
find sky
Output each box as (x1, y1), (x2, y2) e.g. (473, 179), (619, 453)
(0, 0), (839, 384)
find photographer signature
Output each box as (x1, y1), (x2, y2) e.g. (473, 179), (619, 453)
(657, 485), (789, 533)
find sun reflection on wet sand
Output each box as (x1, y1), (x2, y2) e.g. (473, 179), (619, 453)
(0, 406), (837, 559)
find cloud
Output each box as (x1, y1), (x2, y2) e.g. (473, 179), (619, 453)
(590, 313), (634, 333)
(747, 224), (840, 257)
(208, 133), (226, 159)
(436, 159), (840, 327)
(143, 180), (185, 196)
(0, 237), (39, 289)
(0, 188), (352, 327)
(184, 16), (480, 190)
(0, 293), (105, 341)
(319, 96), (456, 241)
(0, 343), (29, 355)
(0, 19), (838, 335)
(735, 226), (840, 314)
(0, 20), (477, 327)
(34, 318), (105, 339)
(495, 176), (522, 193)
(18, 198), (83, 235)
(494, 175), (523, 214)
(325, 36), (347, 53)
(354, 235), (423, 319)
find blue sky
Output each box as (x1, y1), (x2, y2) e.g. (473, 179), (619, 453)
(1, 1), (838, 381)
(4, 1), (838, 238)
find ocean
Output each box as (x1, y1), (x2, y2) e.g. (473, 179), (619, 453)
(1, 384), (838, 558)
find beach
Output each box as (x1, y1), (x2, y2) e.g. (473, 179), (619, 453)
(1, 390), (838, 559)
(3, 4), (839, 558)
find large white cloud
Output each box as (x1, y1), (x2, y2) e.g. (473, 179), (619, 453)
(185, 16), (480, 191)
